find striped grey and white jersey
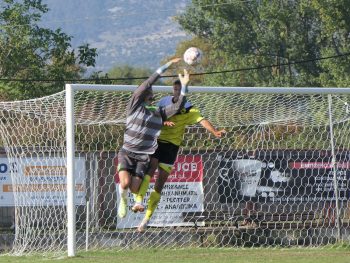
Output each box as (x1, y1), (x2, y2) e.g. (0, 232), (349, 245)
(122, 71), (187, 154)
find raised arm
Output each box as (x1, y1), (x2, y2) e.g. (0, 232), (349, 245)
(128, 58), (181, 112)
(158, 69), (190, 121)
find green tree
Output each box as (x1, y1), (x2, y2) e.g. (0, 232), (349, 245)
(175, 0), (350, 87)
(107, 65), (153, 85)
(312, 0), (350, 87)
(0, 0), (97, 100)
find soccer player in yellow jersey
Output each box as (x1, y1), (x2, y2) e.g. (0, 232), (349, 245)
(133, 79), (226, 232)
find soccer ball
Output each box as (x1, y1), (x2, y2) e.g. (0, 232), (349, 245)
(183, 47), (202, 65)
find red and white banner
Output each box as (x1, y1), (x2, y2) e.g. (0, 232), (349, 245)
(115, 155), (204, 228)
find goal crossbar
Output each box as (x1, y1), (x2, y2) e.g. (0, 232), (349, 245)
(68, 84), (350, 94)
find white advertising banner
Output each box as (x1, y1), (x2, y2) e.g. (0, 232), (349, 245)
(0, 157), (86, 206)
(115, 155), (204, 228)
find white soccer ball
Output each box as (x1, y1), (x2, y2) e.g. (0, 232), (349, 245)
(183, 47), (202, 65)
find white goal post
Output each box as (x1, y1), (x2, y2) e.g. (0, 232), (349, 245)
(1, 84), (350, 257)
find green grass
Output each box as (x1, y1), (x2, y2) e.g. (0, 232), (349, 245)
(1, 248), (350, 263)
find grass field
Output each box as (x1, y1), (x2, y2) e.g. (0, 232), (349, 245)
(1, 247), (350, 263)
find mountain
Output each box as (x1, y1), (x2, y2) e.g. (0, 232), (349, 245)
(42, 0), (191, 73)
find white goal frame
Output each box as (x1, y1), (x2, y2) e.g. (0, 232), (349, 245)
(65, 84), (350, 256)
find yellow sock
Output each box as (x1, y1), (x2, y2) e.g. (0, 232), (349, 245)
(135, 174), (151, 204)
(145, 190), (161, 220)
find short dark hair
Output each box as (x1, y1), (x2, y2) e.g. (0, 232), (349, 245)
(144, 89), (153, 96)
(173, 79), (181, 86)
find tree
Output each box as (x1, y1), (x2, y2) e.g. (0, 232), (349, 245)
(107, 65), (153, 85)
(0, 0), (97, 100)
(174, 0), (350, 87)
(312, 0), (350, 87)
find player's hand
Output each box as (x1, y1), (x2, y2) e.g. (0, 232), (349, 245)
(213, 129), (226, 138)
(164, 121), (175, 127)
(179, 69), (190, 86)
(169, 57), (182, 64)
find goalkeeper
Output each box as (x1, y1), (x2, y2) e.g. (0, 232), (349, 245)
(133, 79), (226, 231)
(117, 58), (190, 219)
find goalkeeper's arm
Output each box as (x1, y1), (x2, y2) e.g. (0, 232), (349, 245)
(159, 69), (190, 120)
(128, 58), (181, 111)
(134, 58), (181, 96)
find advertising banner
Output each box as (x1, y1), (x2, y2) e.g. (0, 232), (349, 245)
(0, 157), (86, 206)
(115, 155), (204, 228)
(217, 150), (350, 203)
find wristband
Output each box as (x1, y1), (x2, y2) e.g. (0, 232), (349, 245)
(181, 84), (188, 95)
(156, 61), (172, 74)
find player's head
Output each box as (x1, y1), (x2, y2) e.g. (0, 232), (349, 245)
(172, 79), (181, 98)
(144, 89), (155, 105)
(157, 95), (193, 110)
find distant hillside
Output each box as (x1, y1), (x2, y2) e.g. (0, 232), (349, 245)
(41, 0), (191, 73)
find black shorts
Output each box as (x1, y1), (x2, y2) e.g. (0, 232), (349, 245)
(152, 141), (179, 165)
(117, 148), (150, 178)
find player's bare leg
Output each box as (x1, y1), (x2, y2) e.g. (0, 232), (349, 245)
(130, 176), (143, 194)
(118, 170), (131, 218)
(130, 176), (145, 212)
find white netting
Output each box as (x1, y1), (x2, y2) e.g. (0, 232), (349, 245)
(0, 86), (350, 255)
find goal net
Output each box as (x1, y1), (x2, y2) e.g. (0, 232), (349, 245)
(0, 85), (350, 255)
